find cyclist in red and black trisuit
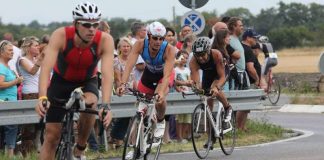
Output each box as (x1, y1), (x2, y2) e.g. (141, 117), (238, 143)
(35, 2), (114, 160)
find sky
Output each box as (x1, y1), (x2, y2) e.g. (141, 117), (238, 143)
(0, 0), (324, 25)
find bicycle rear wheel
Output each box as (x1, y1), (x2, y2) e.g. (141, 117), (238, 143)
(123, 115), (142, 160)
(219, 110), (236, 155)
(191, 103), (212, 159)
(268, 77), (281, 105)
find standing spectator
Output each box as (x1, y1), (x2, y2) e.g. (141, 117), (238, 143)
(0, 40), (23, 158)
(164, 26), (177, 142)
(183, 34), (197, 68)
(176, 25), (193, 50)
(242, 29), (261, 88)
(109, 37), (135, 149)
(211, 29), (231, 80)
(2, 33), (22, 75)
(212, 22), (240, 91)
(228, 17), (251, 131)
(165, 27), (177, 47)
(228, 17), (248, 89)
(174, 50), (192, 143)
(238, 29), (261, 131)
(17, 36), (43, 157)
(130, 22), (146, 88)
(98, 21), (111, 34)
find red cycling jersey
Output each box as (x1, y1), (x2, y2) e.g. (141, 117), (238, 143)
(53, 26), (102, 82)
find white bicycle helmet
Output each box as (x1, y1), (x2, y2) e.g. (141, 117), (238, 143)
(258, 36), (269, 43)
(72, 2), (101, 20)
(147, 21), (166, 37)
(192, 37), (211, 54)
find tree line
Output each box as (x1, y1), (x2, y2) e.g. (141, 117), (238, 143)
(1, 2), (324, 50)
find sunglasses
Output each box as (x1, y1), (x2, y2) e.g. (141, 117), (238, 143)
(151, 36), (165, 41)
(78, 21), (100, 29)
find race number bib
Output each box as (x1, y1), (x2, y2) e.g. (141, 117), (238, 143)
(269, 52), (278, 58)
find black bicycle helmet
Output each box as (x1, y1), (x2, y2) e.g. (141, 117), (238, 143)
(192, 36), (211, 55)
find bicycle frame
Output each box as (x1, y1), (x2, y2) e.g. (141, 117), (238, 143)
(135, 101), (157, 155)
(123, 88), (162, 160)
(196, 95), (233, 138)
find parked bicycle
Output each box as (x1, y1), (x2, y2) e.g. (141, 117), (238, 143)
(182, 87), (236, 159)
(122, 88), (162, 160)
(41, 87), (106, 160)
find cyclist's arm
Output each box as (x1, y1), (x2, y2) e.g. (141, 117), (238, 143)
(120, 40), (143, 85)
(211, 49), (226, 89)
(160, 44), (176, 92)
(189, 56), (201, 88)
(38, 28), (65, 98)
(100, 33), (114, 104)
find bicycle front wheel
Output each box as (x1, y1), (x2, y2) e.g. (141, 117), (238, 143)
(219, 110), (236, 155)
(191, 103), (212, 159)
(123, 115), (142, 160)
(144, 128), (162, 160)
(268, 77), (281, 105)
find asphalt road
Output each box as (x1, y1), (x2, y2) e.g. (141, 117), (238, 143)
(157, 111), (324, 160)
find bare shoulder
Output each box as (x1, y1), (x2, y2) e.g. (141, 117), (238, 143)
(100, 32), (114, 46)
(211, 49), (223, 61)
(48, 27), (66, 49)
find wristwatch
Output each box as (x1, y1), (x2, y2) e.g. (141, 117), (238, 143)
(100, 103), (111, 110)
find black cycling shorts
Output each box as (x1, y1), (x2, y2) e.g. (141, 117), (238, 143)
(46, 72), (98, 123)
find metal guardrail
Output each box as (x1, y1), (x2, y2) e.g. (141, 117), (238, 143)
(0, 89), (265, 126)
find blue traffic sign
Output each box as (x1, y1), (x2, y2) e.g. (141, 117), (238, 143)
(181, 10), (205, 35)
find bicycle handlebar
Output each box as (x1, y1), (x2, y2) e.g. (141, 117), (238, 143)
(125, 88), (156, 103)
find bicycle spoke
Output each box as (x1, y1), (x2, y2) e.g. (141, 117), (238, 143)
(268, 78), (281, 105)
(191, 104), (211, 159)
(219, 111), (236, 155)
(123, 116), (142, 160)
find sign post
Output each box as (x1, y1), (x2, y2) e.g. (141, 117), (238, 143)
(179, 0), (209, 35)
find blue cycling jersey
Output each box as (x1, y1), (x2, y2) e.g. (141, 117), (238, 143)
(141, 38), (168, 73)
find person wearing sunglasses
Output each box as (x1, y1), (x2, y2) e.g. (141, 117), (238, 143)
(35, 2), (114, 159)
(117, 21), (176, 141)
(189, 37), (233, 147)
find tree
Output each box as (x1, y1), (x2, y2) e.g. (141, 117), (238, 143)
(222, 8), (254, 27)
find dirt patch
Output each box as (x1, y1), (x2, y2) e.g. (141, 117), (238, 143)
(258, 47), (324, 73)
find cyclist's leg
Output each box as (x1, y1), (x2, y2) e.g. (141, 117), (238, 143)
(155, 69), (175, 121)
(75, 77), (99, 157)
(211, 80), (231, 110)
(40, 104), (65, 159)
(40, 123), (62, 159)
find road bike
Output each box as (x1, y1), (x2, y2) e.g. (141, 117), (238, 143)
(42, 87), (105, 160)
(183, 88), (236, 159)
(122, 88), (162, 160)
(265, 67), (281, 105)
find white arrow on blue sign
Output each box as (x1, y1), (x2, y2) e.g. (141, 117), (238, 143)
(181, 10), (205, 35)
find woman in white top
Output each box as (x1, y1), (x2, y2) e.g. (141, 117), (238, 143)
(17, 36), (43, 157)
(18, 36), (42, 99)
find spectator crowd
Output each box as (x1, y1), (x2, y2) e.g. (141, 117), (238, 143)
(0, 15), (277, 158)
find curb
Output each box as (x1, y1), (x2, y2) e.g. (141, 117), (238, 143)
(278, 104), (324, 113)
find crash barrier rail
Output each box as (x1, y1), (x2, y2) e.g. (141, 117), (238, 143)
(0, 89), (265, 126)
